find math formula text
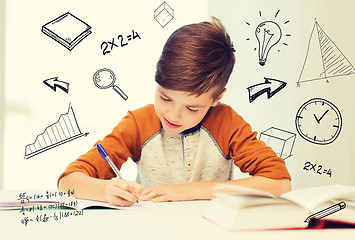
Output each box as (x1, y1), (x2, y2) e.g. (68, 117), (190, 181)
(100, 30), (141, 55)
(303, 161), (332, 177)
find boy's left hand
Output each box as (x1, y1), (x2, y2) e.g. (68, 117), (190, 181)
(138, 182), (209, 202)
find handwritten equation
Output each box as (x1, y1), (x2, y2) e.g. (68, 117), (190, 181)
(19, 198), (78, 215)
(100, 30), (141, 55)
(17, 189), (74, 204)
(16, 190), (84, 226)
(21, 210), (84, 226)
(303, 161), (332, 177)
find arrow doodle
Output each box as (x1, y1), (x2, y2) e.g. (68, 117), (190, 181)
(247, 77), (287, 103)
(43, 77), (70, 94)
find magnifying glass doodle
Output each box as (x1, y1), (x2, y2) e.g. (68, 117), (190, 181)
(93, 68), (128, 100)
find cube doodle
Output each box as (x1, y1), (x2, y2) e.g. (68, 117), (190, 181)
(259, 127), (296, 159)
(154, 2), (174, 27)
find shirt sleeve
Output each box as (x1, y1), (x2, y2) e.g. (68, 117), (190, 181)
(202, 104), (291, 180)
(57, 110), (143, 185)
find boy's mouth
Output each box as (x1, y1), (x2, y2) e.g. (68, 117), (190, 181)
(164, 117), (182, 129)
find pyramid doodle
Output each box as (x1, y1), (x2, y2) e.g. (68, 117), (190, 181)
(297, 20), (355, 84)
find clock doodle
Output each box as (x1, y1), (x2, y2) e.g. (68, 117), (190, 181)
(295, 98), (342, 145)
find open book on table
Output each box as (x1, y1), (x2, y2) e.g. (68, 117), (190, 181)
(203, 184), (355, 231)
(0, 190), (154, 211)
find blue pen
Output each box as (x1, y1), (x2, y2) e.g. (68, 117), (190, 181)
(96, 143), (126, 180)
(97, 143), (139, 203)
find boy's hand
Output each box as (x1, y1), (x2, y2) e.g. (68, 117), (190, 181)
(105, 178), (143, 206)
(138, 183), (200, 202)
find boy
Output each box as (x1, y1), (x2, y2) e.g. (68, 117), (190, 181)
(58, 18), (291, 206)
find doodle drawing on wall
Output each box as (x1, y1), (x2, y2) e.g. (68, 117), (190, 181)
(24, 104), (89, 159)
(154, 2), (174, 27)
(303, 161), (332, 177)
(100, 30), (141, 56)
(247, 77), (286, 103)
(41, 12), (92, 51)
(297, 20), (355, 86)
(259, 127), (296, 160)
(246, 10), (291, 66)
(93, 68), (128, 100)
(295, 98), (342, 145)
(43, 77), (70, 94)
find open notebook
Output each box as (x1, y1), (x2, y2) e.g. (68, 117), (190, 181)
(0, 190), (156, 211)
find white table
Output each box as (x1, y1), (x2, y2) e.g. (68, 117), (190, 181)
(1, 200), (355, 240)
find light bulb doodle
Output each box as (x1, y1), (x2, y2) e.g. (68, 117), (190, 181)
(255, 21), (282, 66)
(246, 10), (291, 66)
(93, 68), (128, 100)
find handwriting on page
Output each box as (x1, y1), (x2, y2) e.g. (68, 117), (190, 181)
(303, 161), (332, 177)
(21, 210), (84, 226)
(18, 190), (84, 226)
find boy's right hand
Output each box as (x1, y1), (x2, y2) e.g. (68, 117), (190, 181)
(105, 178), (143, 207)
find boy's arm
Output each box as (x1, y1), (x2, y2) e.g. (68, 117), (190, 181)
(58, 172), (109, 202)
(57, 105), (158, 206)
(139, 176), (291, 202)
(58, 172), (143, 206)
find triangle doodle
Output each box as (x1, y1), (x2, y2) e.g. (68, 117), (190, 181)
(297, 20), (355, 85)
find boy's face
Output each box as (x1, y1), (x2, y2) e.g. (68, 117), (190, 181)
(154, 85), (223, 135)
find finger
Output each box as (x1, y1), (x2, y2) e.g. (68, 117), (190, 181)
(151, 195), (168, 202)
(110, 179), (143, 202)
(140, 187), (154, 196)
(114, 186), (137, 202)
(106, 183), (137, 204)
(127, 181), (144, 198)
(139, 190), (163, 201)
(105, 188), (135, 207)
(111, 178), (131, 190)
(138, 188), (153, 199)
(106, 194), (134, 207)
(110, 179), (140, 198)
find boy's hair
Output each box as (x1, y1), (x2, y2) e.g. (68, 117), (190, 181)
(155, 17), (235, 99)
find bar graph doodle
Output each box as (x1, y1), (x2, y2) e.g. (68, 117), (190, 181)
(24, 104), (89, 159)
(297, 20), (355, 86)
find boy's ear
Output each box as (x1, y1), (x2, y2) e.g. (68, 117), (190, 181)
(212, 88), (226, 106)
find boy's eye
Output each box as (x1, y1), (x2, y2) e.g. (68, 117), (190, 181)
(187, 107), (198, 113)
(160, 96), (170, 102)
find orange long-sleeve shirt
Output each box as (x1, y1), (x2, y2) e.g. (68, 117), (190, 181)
(58, 103), (291, 187)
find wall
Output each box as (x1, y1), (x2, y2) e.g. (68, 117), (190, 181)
(2, 0), (355, 191)
(2, 0), (208, 190)
(0, 0), (5, 189)
(209, 0), (355, 189)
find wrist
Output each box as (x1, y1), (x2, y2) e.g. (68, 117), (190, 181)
(59, 172), (110, 202)
(188, 181), (217, 200)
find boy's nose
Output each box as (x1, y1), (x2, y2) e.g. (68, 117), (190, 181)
(168, 106), (182, 122)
